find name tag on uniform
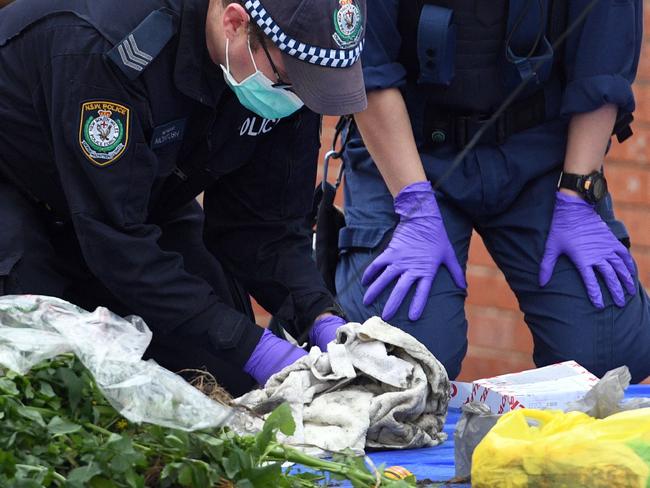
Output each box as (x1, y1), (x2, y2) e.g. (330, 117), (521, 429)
(150, 118), (186, 149)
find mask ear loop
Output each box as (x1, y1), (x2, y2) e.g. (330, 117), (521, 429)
(225, 38), (231, 73)
(246, 36), (260, 73)
(224, 35), (259, 79)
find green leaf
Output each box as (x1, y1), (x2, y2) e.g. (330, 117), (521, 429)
(16, 406), (46, 427)
(164, 433), (187, 450)
(57, 368), (84, 412)
(223, 452), (242, 479)
(23, 384), (35, 400)
(160, 462), (182, 484)
(67, 463), (103, 484)
(0, 378), (19, 396)
(109, 454), (132, 474)
(195, 433), (225, 460)
(177, 464), (193, 486)
(235, 480), (255, 488)
(236, 449), (254, 473)
(0, 449), (17, 477)
(38, 382), (56, 399)
(89, 477), (118, 488)
(189, 462), (210, 487)
(246, 463), (283, 486)
(265, 404), (296, 437)
(124, 469), (144, 488)
(256, 404), (296, 455)
(47, 416), (82, 436)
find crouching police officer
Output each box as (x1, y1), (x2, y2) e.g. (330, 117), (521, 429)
(336, 0), (650, 382)
(0, 0), (365, 395)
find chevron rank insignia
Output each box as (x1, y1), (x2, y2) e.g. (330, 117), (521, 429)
(106, 9), (178, 80)
(79, 101), (130, 167)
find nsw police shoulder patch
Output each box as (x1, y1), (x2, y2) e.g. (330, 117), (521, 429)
(79, 101), (130, 167)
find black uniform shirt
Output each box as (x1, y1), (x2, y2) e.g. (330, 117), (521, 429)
(0, 0), (335, 367)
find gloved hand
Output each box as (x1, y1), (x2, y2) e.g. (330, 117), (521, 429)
(244, 328), (307, 386)
(310, 314), (346, 351)
(362, 181), (467, 321)
(539, 191), (636, 309)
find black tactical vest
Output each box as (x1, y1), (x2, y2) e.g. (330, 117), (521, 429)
(397, 0), (568, 113)
(398, 0), (509, 112)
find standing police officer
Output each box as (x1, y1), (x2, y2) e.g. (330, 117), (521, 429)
(336, 0), (650, 382)
(0, 0), (365, 395)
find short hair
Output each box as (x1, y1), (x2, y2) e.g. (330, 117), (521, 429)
(221, 0), (266, 49)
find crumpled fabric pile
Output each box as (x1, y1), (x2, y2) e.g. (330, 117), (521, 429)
(236, 316), (450, 455)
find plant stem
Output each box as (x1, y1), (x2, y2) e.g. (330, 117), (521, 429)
(267, 444), (386, 486)
(15, 464), (66, 483)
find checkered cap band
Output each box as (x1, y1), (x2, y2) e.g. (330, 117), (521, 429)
(244, 0), (364, 68)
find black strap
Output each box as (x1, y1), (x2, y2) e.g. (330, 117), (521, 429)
(312, 116), (353, 294)
(547, 0), (567, 47)
(613, 111), (634, 144)
(547, 0), (568, 85)
(397, 0), (426, 82)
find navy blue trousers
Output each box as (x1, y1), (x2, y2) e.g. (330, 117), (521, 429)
(337, 168), (650, 382)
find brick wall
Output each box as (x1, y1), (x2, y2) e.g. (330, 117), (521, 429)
(305, 6), (650, 382)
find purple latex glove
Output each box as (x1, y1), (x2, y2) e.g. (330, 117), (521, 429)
(539, 192), (636, 309)
(244, 328), (307, 386)
(309, 314), (346, 351)
(362, 181), (467, 321)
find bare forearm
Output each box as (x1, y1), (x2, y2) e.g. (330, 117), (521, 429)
(561, 104), (617, 195)
(354, 88), (426, 196)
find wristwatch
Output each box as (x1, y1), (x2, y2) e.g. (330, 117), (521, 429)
(557, 170), (608, 204)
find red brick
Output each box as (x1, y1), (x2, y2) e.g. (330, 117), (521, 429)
(606, 164), (650, 205)
(458, 346), (535, 381)
(607, 124), (650, 164)
(617, 206), (650, 247)
(466, 267), (520, 311)
(252, 299), (271, 327)
(466, 305), (532, 353)
(468, 232), (497, 268)
(633, 83), (650, 124)
(639, 42), (650, 82)
(633, 247), (650, 289)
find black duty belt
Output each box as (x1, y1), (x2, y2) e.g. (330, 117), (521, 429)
(423, 90), (547, 149)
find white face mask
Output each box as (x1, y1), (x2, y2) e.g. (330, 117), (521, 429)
(220, 38), (304, 119)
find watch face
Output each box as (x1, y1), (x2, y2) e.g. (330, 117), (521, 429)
(591, 177), (606, 200)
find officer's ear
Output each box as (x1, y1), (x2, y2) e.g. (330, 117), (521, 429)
(221, 2), (251, 45)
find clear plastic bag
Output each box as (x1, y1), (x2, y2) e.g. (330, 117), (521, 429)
(0, 295), (244, 431)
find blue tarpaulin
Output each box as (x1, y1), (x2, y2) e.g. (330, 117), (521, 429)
(365, 385), (650, 486)
(303, 385), (650, 486)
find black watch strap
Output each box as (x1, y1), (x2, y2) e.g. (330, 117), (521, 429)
(558, 170), (607, 204)
(558, 172), (583, 193)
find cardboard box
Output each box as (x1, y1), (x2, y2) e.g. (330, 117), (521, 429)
(449, 361), (599, 413)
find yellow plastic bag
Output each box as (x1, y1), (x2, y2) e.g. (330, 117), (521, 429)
(472, 407), (650, 488)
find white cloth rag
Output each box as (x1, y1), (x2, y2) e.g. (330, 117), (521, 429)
(236, 317), (450, 455)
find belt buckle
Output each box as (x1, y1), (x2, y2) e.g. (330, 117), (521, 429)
(472, 113), (508, 146)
